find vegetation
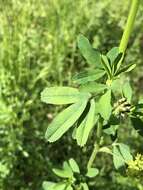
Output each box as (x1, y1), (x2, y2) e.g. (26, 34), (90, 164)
(0, 0), (143, 190)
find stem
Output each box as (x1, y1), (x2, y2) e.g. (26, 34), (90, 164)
(87, 118), (103, 169)
(119, 0), (140, 53)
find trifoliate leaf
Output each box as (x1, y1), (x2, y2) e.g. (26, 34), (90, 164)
(45, 101), (88, 142)
(75, 99), (96, 146)
(86, 168), (99, 178)
(41, 87), (90, 105)
(69, 158), (80, 173)
(77, 34), (101, 67)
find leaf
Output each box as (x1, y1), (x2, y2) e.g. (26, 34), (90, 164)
(106, 47), (123, 75)
(66, 185), (73, 190)
(77, 34), (101, 67)
(110, 78), (122, 94)
(107, 47), (119, 63)
(113, 146), (125, 169)
(54, 183), (67, 190)
(122, 80), (132, 103)
(81, 183), (89, 190)
(69, 158), (80, 173)
(131, 117), (143, 136)
(79, 82), (107, 94)
(115, 63), (136, 76)
(52, 168), (73, 178)
(86, 168), (99, 178)
(118, 143), (133, 162)
(41, 87), (90, 105)
(103, 125), (119, 136)
(101, 55), (112, 78)
(45, 101), (88, 142)
(42, 181), (56, 190)
(99, 90), (112, 120)
(75, 99), (96, 146)
(72, 69), (105, 84)
(63, 161), (73, 175)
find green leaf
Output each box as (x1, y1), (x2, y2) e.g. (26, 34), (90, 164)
(110, 78), (122, 94)
(107, 47), (119, 63)
(86, 168), (99, 178)
(118, 143), (133, 162)
(41, 87), (90, 105)
(75, 99), (96, 146)
(69, 158), (80, 173)
(99, 90), (112, 120)
(101, 55), (112, 78)
(66, 185), (73, 190)
(112, 53), (123, 74)
(81, 183), (89, 190)
(103, 125), (119, 136)
(63, 161), (73, 175)
(72, 69), (105, 84)
(52, 168), (73, 178)
(122, 80), (132, 103)
(45, 101), (88, 142)
(131, 117), (143, 136)
(79, 82), (107, 94)
(113, 146), (125, 169)
(54, 183), (67, 190)
(115, 63), (136, 76)
(42, 181), (56, 190)
(106, 47), (123, 75)
(77, 34), (101, 67)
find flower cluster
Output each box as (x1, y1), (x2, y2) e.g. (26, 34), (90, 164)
(127, 154), (143, 178)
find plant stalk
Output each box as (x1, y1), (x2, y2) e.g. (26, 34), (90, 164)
(119, 0), (140, 53)
(87, 118), (103, 169)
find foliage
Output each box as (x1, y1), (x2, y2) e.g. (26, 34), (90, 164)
(0, 0), (143, 190)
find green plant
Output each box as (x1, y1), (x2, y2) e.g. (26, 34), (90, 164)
(40, 0), (142, 189)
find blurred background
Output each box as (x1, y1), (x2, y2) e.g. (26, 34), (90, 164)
(0, 0), (143, 189)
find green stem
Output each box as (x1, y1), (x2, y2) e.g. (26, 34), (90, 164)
(87, 118), (103, 169)
(119, 0), (140, 53)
